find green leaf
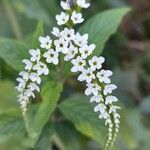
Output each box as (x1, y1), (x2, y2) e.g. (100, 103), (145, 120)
(0, 80), (18, 110)
(0, 38), (28, 71)
(32, 21), (44, 48)
(118, 106), (138, 149)
(25, 81), (63, 147)
(78, 7), (130, 55)
(59, 94), (106, 148)
(11, 0), (50, 25)
(54, 122), (87, 150)
(36, 123), (54, 150)
(0, 109), (24, 136)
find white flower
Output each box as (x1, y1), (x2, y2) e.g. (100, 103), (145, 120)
(114, 113), (120, 119)
(105, 96), (118, 105)
(74, 33), (88, 47)
(109, 105), (121, 114)
(71, 11), (84, 24)
(64, 44), (78, 61)
(24, 89), (35, 98)
(29, 49), (41, 62)
(33, 62), (49, 75)
(51, 27), (60, 37)
(105, 118), (112, 126)
(79, 44), (96, 59)
(60, 1), (70, 10)
(16, 78), (26, 92)
(89, 56), (105, 71)
(22, 59), (32, 71)
(71, 56), (86, 72)
(27, 82), (40, 92)
(60, 28), (75, 41)
(19, 99), (29, 113)
(77, 0), (90, 8)
(78, 68), (95, 83)
(94, 103), (106, 113)
(43, 49), (59, 65)
(97, 69), (113, 84)
(39, 36), (52, 49)
(54, 38), (68, 54)
(29, 73), (41, 84)
(90, 95), (103, 103)
(99, 112), (109, 119)
(85, 82), (101, 96)
(103, 84), (117, 95)
(56, 12), (69, 25)
(19, 71), (29, 80)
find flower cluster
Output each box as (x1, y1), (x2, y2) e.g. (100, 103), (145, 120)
(16, 0), (120, 149)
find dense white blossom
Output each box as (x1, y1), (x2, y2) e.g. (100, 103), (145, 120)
(105, 96), (118, 105)
(27, 82), (40, 92)
(89, 56), (105, 71)
(97, 69), (113, 84)
(85, 83), (101, 96)
(71, 11), (84, 24)
(29, 73), (41, 84)
(22, 59), (32, 71)
(54, 38), (69, 54)
(90, 95), (103, 103)
(52, 27), (60, 37)
(64, 44), (78, 61)
(29, 49), (41, 62)
(109, 106), (121, 114)
(60, 28), (75, 41)
(78, 68), (95, 83)
(19, 71), (29, 81)
(74, 33), (88, 47)
(71, 56), (86, 72)
(56, 12), (69, 25)
(33, 62), (49, 75)
(43, 49), (59, 65)
(60, 1), (70, 10)
(103, 84), (117, 95)
(39, 36), (52, 49)
(79, 44), (96, 59)
(76, 0), (90, 8)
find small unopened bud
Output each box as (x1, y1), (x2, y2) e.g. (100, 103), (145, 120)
(67, 0), (76, 9)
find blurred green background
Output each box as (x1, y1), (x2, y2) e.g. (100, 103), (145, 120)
(0, 0), (150, 150)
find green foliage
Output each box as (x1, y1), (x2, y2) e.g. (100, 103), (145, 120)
(0, 38), (28, 71)
(0, 0), (149, 149)
(25, 81), (63, 147)
(79, 7), (130, 55)
(32, 21), (44, 48)
(54, 122), (87, 150)
(11, 0), (50, 25)
(0, 109), (24, 136)
(0, 80), (17, 109)
(36, 123), (54, 150)
(59, 94), (106, 147)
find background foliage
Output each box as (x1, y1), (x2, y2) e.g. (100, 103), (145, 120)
(0, 0), (150, 150)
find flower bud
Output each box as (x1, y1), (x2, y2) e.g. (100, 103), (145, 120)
(67, 0), (75, 9)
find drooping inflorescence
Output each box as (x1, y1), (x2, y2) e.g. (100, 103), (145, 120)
(16, 0), (121, 149)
